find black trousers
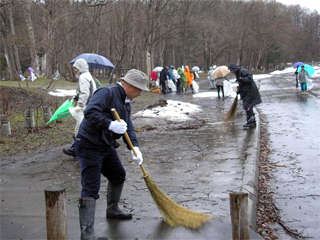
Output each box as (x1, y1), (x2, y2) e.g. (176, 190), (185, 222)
(160, 80), (167, 94)
(176, 78), (181, 93)
(75, 137), (126, 199)
(217, 85), (224, 98)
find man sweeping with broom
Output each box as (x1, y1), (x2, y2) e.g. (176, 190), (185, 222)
(74, 69), (149, 240)
(228, 63), (262, 128)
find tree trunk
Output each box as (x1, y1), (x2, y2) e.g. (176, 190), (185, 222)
(22, 0), (39, 73)
(9, 2), (21, 72)
(0, 11), (16, 80)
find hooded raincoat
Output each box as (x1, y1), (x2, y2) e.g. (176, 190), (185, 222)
(72, 59), (97, 108)
(228, 63), (262, 110)
(178, 68), (187, 88)
(184, 66), (194, 86)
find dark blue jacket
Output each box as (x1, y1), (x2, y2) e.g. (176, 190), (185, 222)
(77, 83), (139, 150)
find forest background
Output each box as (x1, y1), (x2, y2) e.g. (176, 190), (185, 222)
(0, 0), (319, 81)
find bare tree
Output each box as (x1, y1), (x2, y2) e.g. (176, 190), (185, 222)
(22, 0), (39, 73)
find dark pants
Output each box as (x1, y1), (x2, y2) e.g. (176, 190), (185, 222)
(176, 78), (181, 93)
(217, 85), (224, 98)
(160, 80), (167, 94)
(74, 138), (126, 199)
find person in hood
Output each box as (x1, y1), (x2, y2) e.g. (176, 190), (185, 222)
(150, 70), (158, 87)
(228, 63), (262, 128)
(207, 66), (216, 89)
(63, 58), (97, 157)
(298, 65), (309, 95)
(184, 66), (194, 93)
(74, 69), (149, 239)
(159, 67), (170, 94)
(178, 67), (187, 94)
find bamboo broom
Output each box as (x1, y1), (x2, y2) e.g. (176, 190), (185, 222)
(224, 94), (238, 122)
(111, 108), (212, 229)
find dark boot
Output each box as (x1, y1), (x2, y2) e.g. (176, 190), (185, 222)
(106, 182), (132, 219)
(63, 143), (76, 157)
(243, 116), (256, 128)
(79, 198), (96, 240)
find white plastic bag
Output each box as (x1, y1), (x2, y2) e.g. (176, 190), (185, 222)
(29, 72), (37, 82)
(167, 79), (176, 92)
(223, 80), (234, 97)
(69, 106), (84, 135)
(307, 77), (313, 91)
(192, 80), (199, 93)
(194, 72), (199, 79)
(19, 74), (26, 81)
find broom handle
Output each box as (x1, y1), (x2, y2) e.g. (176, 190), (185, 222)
(111, 108), (148, 176)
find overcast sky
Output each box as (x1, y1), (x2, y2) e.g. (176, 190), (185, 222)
(276, 0), (320, 13)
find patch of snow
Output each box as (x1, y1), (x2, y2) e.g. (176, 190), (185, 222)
(133, 100), (201, 122)
(48, 89), (76, 97)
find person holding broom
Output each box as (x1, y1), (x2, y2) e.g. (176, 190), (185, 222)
(228, 63), (262, 128)
(74, 69), (149, 239)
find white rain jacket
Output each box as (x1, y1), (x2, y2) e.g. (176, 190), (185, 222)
(72, 59), (97, 108)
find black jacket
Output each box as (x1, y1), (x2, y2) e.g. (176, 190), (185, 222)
(77, 83), (138, 150)
(236, 68), (262, 110)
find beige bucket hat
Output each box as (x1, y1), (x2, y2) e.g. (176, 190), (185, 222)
(121, 69), (149, 92)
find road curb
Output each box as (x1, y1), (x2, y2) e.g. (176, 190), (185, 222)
(242, 109), (260, 231)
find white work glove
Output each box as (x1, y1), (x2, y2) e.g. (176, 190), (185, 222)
(131, 147), (143, 165)
(74, 106), (82, 113)
(108, 120), (127, 134)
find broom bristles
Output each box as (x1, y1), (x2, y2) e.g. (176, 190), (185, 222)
(224, 95), (238, 122)
(143, 174), (212, 229)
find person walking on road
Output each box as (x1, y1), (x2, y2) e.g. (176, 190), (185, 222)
(298, 65), (309, 95)
(74, 69), (149, 239)
(184, 66), (194, 93)
(294, 68), (299, 89)
(207, 66), (216, 89)
(178, 67), (187, 94)
(160, 67), (170, 94)
(216, 77), (224, 99)
(228, 63), (262, 128)
(63, 58), (97, 157)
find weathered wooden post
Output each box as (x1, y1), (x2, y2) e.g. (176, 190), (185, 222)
(45, 187), (68, 240)
(43, 106), (52, 123)
(24, 108), (35, 129)
(1, 115), (11, 137)
(230, 192), (250, 240)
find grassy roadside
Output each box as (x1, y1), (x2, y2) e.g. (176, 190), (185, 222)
(0, 79), (159, 157)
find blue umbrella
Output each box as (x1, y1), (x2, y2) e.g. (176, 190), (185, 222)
(70, 53), (115, 69)
(293, 62), (305, 68)
(297, 64), (315, 76)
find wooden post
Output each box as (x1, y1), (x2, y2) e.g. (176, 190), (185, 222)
(1, 115), (11, 137)
(43, 106), (52, 123)
(24, 108), (35, 128)
(45, 187), (68, 240)
(229, 192), (250, 240)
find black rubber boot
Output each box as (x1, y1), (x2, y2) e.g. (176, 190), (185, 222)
(63, 143), (76, 157)
(243, 116), (256, 128)
(79, 198), (96, 240)
(79, 198), (108, 240)
(106, 182), (132, 219)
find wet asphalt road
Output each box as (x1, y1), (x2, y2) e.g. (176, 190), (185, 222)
(1, 71), (319, 239)
(1, 78), (262, 240)
(258, 74), (320, 239)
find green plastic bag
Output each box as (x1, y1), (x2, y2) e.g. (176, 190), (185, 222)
(46, 100), (74, 125)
